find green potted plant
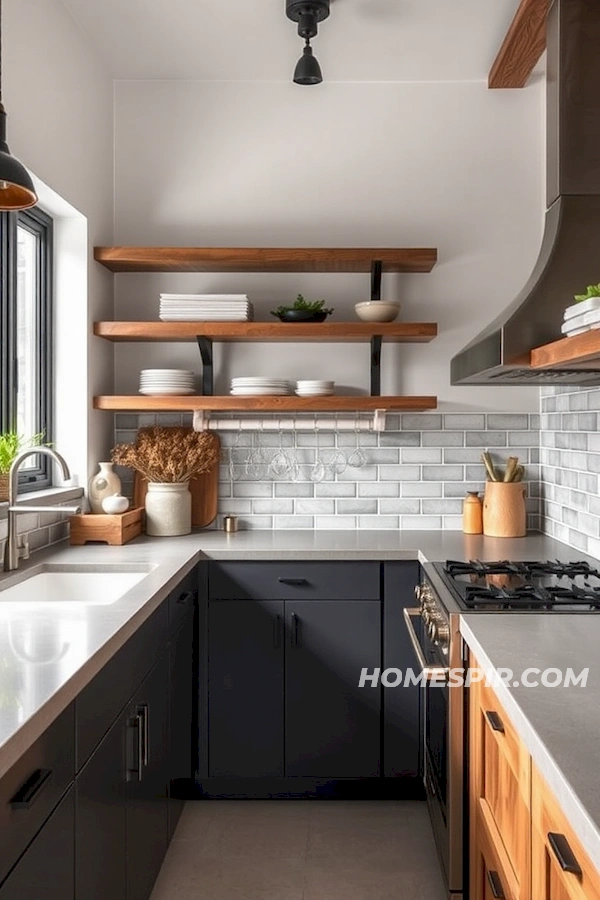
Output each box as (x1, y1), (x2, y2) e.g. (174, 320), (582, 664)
(271, 294), (334, 322)
(0, 432), (45, 502)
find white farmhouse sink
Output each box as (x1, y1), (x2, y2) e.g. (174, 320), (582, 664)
(0, 568), (152, 606)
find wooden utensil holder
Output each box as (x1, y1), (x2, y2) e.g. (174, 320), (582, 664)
(69, 508), (145, 546)
(482, 482), (527, 538)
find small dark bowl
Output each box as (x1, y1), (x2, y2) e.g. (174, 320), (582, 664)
(275, 310), (329, 322)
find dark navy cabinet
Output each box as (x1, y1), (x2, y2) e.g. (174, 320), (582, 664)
(202, 560), (419, 797)
(168, 598), (195, 838)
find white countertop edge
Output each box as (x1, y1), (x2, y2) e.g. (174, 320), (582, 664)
(0, 549), (202, 780)
(460, 616), (600, 873)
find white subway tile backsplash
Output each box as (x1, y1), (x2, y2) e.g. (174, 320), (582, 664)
(108, 414), (541, 533)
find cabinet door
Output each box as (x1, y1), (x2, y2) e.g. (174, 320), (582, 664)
(471, 806), (518, 900)
(76, 709), (128, 900)
(383, 562), (420, 776)
(469, 665), (530, 900)
(168, 606), (195, 840)
(126, 652), (169, 900)
(285, 600), (381, 778)
(208, 599), (284, 777)
(532, 767), (600, 900)
(0, 787), (74, 900)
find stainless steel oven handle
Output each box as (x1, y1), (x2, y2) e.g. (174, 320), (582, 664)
(403, 608), (449, 681)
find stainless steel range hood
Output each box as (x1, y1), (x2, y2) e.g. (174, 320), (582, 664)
(451, 0), (600, 386)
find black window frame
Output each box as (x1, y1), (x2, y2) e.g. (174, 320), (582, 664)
(0, 206), (54, 492)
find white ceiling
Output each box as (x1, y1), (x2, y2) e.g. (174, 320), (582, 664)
(59, 0), (525, 82)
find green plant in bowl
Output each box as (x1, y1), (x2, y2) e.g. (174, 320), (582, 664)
(271, 295), (334, 322)
(574, 284), (600, 302)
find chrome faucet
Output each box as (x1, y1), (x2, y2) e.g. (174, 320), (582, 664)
(3, 447), (82, 572)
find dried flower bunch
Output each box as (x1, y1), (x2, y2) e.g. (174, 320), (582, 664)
(112, 427), (220, 483)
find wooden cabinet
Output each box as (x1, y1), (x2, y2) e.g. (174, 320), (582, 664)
(469, 662), (531, 900)
(532, 767), (600, 900)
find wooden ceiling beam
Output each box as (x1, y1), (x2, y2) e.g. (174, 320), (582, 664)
(488, 0), (550, 89)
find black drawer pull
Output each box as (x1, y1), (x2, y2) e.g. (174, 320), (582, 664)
(487, 869), (505, 899)
(278, 578), (308, 587)
(548, 832), (583, 876)
(10, 768), (53, 809)
(176, 590), (196, 605)
(485, 710), (505, 733)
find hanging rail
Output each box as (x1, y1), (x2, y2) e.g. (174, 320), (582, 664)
(192, 410), (387, 433)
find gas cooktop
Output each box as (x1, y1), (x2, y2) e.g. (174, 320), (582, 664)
(434, 559), (600, 612)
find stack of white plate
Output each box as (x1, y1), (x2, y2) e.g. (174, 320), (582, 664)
(139, 369), (196, 395)
(295, 380), (335, 397)
(159, 294), (253, 322)
(230, 377), (291, 396)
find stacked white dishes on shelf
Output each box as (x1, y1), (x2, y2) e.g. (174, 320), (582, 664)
(139, 369), (196, 395)
(159, 294), (253, 321)
(561, 297), (600, 337)
(230, 377), (291, 396)
(295, 380), (335, 397)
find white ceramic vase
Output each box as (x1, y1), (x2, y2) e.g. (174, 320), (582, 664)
(88, 462), (122, 514)
(145, 482), (192, 536)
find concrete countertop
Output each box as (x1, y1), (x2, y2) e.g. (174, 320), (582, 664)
(461, 615), (600, 873)
(0, 528), (591, 784)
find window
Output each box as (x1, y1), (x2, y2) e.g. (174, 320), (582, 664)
(1, 207), (53, 490)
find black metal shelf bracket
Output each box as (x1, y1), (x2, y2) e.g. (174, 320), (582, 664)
(196, 336), (214, 396)
(370, 260), (383, 302)
(370, 335), (382, 396)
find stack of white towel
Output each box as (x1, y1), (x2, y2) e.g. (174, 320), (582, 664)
(561, 297), (600, 337)
(159, 294), (253, 321)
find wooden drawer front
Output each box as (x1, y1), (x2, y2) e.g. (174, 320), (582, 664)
(0, 703), (74, 886)
(532, 767), (600, 900)
(472, 807), (519, 900)
(168, 567), (197, 637)
(470, 676), (530, 900)
(76, 599), (168, 771)
(208, 562), (381, 601)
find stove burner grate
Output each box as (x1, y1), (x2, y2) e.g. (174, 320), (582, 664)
(444, 558), (600, 581)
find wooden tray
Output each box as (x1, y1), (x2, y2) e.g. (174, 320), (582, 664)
(133, 432), (220, 528)
(70, 508), (144, 546)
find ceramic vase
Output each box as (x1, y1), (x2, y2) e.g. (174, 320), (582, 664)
(482, 482), (527, 538)
(145, 482), (192, 536)
(88, 462), (122, 514)
(462, 491), (483, 535)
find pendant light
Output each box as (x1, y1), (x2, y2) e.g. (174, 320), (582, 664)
(286, 1), (330, 86)
(0, 0), (37, 210)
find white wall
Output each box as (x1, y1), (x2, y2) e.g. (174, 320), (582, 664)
(114, 79), (545, 411)
(4, 0), (114, 482)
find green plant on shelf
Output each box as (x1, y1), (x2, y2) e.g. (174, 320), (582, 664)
(574, 283), (600, 302)
(270, 295), (334, 318)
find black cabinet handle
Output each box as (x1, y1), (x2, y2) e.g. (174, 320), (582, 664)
(278, 578), (308, 587)
(176, 590), (196, 605)
(487, 869), (505, 899)
(141, 704), (149, 767)
(485, 710), (505, 733)
(548, 832), (583, 876)
(127, 712), (145, 782)
(10, 768), (52, 809)
(273, 613), (282, 649)
(290, 613), (299, 648)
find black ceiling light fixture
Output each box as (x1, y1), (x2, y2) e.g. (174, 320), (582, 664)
(286, 0), (330, 86)
(0, 0), (37, 210)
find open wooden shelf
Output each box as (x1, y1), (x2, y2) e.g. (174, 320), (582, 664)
(93, 321), (438, 343)
(93, 247), (438, 274)
(93, 395), (438, 413)
(530, 330), (600, 369)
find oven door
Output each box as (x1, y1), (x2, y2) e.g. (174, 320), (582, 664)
(403, 608), (451, 884)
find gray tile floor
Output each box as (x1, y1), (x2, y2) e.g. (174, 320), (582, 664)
(150, 800), (447, 899)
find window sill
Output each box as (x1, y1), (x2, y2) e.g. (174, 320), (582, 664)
(0, 486), (85, 520)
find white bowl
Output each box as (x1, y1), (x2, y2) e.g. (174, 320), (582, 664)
(354, 301), (401, 323)
(101, 494), (130, 515)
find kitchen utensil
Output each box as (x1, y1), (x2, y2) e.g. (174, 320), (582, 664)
(354, 301), (401, 323)
(482, 482), (527, 538)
